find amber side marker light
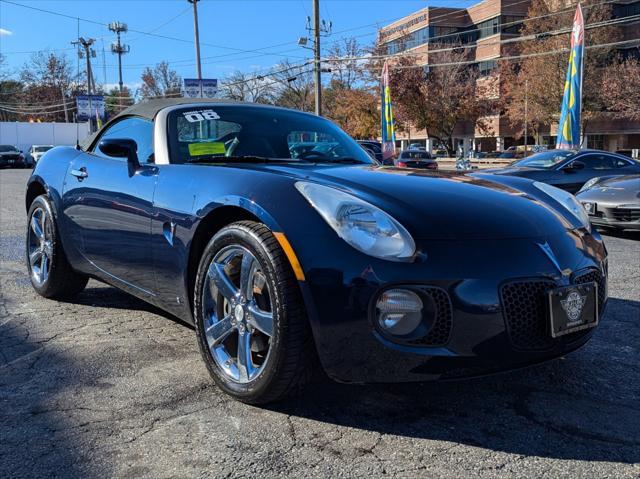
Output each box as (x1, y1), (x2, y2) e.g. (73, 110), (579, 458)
(273, 232), (306, 281)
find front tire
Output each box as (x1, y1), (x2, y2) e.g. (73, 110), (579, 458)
(194, 221), (313, 404)
(26, 195), (88, 299)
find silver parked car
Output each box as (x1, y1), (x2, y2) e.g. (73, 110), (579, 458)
(577, 175), (640, 231)
(28, 145), (54, 164)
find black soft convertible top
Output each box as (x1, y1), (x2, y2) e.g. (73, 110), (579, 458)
(81, 98), (249, 150)
(114, 98), (243, 121)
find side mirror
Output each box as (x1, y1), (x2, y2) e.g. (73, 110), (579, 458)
(98, 138), (139, 176)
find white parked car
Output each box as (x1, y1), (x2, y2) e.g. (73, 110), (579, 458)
(29, 145), (54, 164)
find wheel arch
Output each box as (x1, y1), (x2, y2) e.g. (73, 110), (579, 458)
(186, 205), (263, 314)
(25, 179), (47, 213)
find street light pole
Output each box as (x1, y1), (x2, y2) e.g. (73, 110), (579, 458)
(188, 0), (203, 98)
(313, 0), (322, 116)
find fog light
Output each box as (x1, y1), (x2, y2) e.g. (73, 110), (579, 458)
(376, 289), (423, 336)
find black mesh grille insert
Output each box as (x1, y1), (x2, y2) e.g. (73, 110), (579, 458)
(501, 280), (556, 351)
(501, 268), (606, 351)
(408, 287), (453, 347)
(574, 269), (607, 315)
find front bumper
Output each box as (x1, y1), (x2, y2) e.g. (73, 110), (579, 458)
(591, 217), (640, 231)
(0, 157), (27, 168)
(295, 228), (607, 383)
(582, 203), (640, 231)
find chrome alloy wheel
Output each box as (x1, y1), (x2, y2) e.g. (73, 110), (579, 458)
(27, 207), (53, 286)
(202, 245), (274, 383)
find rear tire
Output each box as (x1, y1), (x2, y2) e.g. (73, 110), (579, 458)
(194, 221), (313, 404)
(26, 195), (88, 299)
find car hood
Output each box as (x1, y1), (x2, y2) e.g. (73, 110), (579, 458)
(577, 175), (640, 205)
(239, 164), (574, 239)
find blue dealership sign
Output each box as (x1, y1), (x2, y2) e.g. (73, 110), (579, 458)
(76, 95), (105, 121)
(183, 79), (218, 98)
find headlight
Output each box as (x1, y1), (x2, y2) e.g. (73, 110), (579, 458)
(295, 181), (415, 261)
(579, 177), (600, 193)
(534, 181), (591, 230)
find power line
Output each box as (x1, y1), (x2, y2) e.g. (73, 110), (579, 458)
(322, 14), (640, 65)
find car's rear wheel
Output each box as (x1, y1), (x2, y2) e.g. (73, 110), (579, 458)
(194, 221), (313, 404)
(26, 195), (88, 299)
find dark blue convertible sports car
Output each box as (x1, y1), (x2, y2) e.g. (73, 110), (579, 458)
(26, 99), (608, 404)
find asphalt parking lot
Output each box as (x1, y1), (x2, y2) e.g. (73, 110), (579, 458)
(1, 168), (639, 478)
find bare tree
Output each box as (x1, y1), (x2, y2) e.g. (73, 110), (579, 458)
(272, 60), (315, 112)
(219, 71), (276, 104)
(139, 61), (182, 99)
(500, 0), (622, 137)
(326, 38), (368, 90)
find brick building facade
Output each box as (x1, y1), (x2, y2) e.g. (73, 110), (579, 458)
(378, 0), (640, 155)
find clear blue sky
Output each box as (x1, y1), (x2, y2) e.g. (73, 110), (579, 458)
(0, 0), (473, 91)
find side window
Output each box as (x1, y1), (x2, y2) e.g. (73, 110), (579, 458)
(577, 155), (615, 170)
(93, 117), (154, 163)
(615, 158), (632, 168)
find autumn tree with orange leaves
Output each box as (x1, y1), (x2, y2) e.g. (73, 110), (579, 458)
(500, 0), (623, 140)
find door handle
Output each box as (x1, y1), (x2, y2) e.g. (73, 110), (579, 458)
(70, 167), (88, 180)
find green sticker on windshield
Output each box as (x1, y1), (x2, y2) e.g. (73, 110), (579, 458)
(188, 142), (225, 156)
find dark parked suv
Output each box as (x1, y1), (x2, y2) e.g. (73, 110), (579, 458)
(0, 145), (28, 168)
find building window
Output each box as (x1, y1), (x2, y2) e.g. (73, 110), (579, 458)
(475, 16), (524, 39)
(477, 17), (500, 38)
(501, 16), (525, 35)
(478, 59), (497, 76)
(430, 25), (460, 44)
(587, 135), (605, 150)
(384, 26), (431, 54)
(613, 1), (640, 18)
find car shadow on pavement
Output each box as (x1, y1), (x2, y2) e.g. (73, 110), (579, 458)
(270, 296), (640, 465)
(598, 228), (640, 241)
(72, 283), (192, 328)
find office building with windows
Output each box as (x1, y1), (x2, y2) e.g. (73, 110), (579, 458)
(378, 0), (640, 155)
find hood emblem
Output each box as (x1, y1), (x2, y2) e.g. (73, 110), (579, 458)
(537, 242), (572, 277)
(561, 290), (587, 322)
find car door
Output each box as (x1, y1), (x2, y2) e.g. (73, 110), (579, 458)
(62, 116), (159, 296)
(553, 154), (614, 193)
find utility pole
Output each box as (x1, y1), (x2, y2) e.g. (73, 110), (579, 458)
(313, 0), (321, 116)
(72, 37), (97, 131)
(109, 22), (129, 95)
(299, 1), (331, 116)
(188, 0), (203, 98)
(524, 79), (528, 157)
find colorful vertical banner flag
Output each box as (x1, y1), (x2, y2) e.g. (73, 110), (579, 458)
(556, 4), (585, 150)
(381, 60), (396, 160)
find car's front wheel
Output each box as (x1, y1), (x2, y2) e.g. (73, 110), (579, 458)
(26, 195), (88, 299)
(194, 221), (313, 404)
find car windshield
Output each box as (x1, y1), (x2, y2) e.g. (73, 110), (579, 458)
(34, 146), (52, 152)
(400, 151), (431, 159)
(167, 106), (373, 165)
(512, 150), (576, 169)
(0, 145), (18, 152)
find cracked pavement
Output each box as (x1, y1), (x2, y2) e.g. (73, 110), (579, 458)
(1, 169), (639, 478)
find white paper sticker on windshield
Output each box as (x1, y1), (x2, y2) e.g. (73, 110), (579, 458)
(182, 109), (221, 123)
